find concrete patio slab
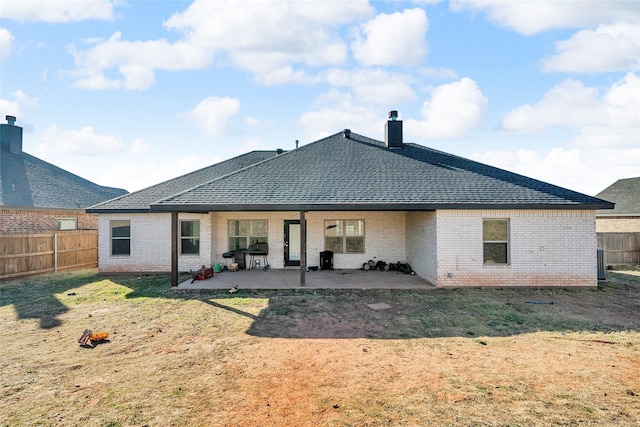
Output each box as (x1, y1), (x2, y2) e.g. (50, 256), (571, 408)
(177, 268), (435, 290)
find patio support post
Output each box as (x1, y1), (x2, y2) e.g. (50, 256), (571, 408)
(171, 211), (178, 287)
(300, 210), (306, 286)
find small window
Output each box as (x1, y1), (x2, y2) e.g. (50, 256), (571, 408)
(228, 220), (268, 251)
(57, 218), (77, 230)
(111, 220), (131, 256)
(181, 220), (200, 255)
(483, 219), (509, 264)
(325, 220), (364, 253)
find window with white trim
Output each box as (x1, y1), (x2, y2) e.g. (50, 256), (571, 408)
(483, 219), (509, 264)
(228, 220), (268, 251)
(325, 220), (364, 253)
(180, 220), (200, 255)
(111, 220), (131, 256)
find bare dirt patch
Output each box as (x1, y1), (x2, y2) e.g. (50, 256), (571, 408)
(1, 270), (639, 426)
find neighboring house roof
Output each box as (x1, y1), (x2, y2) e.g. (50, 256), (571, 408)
(89, 131), (613, 213)
(0, 149), (127, 209)
(595, 177), (639, 216)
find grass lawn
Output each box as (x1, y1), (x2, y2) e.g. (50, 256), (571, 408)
(1, 270), (639, 426)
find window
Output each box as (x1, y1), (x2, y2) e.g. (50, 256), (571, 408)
(483, 219), (509, 264)
(228, 220), (268, 251)
(181, 220), (200, 255)
(325, 220), (364, 253)
(57, 218), (77, 230)
(111, 220), (131, 256)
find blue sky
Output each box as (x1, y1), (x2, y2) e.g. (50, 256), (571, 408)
(1, 0), (638, 195)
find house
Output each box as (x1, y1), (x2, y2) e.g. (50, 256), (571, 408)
(595, 177), (640, 233)
(594, 177), (640, 265)
(88, 111), (613, 287)
(0, 116), (127, 233)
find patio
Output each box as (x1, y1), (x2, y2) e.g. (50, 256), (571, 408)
(178, 268), (435, 290)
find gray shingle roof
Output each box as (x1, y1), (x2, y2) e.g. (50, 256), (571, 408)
(595, 177), (639, 216)
(1, 149), (127, 209)
(88, 151), (279, 212)
(117, 131), (612, 212)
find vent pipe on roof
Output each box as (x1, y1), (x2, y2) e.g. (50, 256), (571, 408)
(343, 129), (351, 139)
(295, 139), (299, 149)
(1, 115), (23, 154)
(385, 110), (402, 149)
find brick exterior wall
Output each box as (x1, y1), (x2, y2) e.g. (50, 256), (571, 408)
(435, 209), (597, 287)
(596, 216), (640, 233)
(210, 211), (407, 270)
(0, 208), (98, 232)
(96, 209), (597, 287)
(406, 211), (437, 285)
(97, 213), (210, 273)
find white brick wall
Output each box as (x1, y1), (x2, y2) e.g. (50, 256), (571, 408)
(98, 213), (210, 273)
(210, 211), (406, 269)
(406, 211), (437, 285)
(98, 209), (598, 287)
(435, 210), (597, 287)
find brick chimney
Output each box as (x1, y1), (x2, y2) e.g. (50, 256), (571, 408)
(385, 110), (402, 149)
(1, 115), (23, 154)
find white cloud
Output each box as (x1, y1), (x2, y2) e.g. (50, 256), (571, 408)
(68, 0), (375, 90)
(165, 0), (373, 73)
(69, 32), (212, 90)
(418, 67), (458, 80)
(0, 99), (21, 120)
(184, 97), (241, 137)
(12, 90), (40, 108)
(246, 117), (263, 127)
(351, 8), (429, 66)
(299, 90), (382, 141)
(131, 138), (152, 155)
(39, 125), (124, 156)
(0, 91), (39, 123)
(450, 0), (640, 35)
(323, 68), (416, 105)
(405, 77), (488, 139)
(471, 145), (640, 196)
(245, 116), (274, 127)
(502, 73), (640, 148)
(502, 80), (600, 132)
(0, 28), (14, 60)
(3, 0), (115, 23)
(485, 73), (640, 195)
(543, 23), (640, 73)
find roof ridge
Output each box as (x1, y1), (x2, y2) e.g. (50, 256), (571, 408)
(88, 150), (279, 210)
(157, 149), (287, 203)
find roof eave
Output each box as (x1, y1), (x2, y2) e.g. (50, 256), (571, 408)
(86, 208), (152, 214)
(147, 202), (613, 213)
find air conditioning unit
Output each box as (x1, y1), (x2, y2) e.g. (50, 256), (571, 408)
(597, 248), (606, 281)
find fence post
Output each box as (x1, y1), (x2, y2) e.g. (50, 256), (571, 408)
(54, 233), (58, 272)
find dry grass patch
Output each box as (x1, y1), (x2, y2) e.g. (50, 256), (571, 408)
(1, 270), (639, 426)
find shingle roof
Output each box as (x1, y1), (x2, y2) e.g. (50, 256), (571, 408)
(595, 177), (639, 216)
(112, 131), (611, 212)
(0, 149), (127, 209)
(88, 151), (279, 212)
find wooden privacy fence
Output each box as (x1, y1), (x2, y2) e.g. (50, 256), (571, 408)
(597, 232), (640, 265)
(0, 230), (98, 280)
